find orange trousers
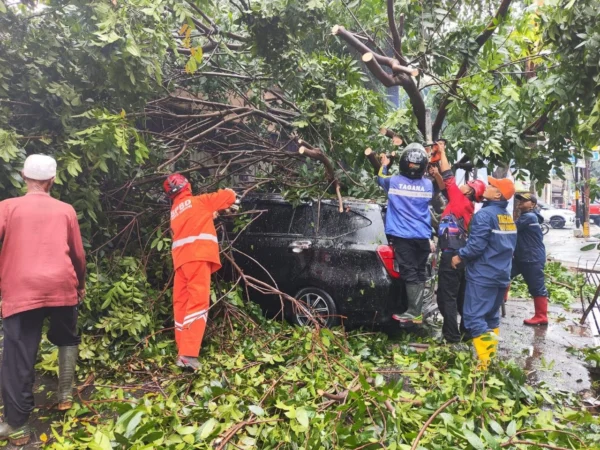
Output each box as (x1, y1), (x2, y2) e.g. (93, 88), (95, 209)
(173, 261), (211, 357)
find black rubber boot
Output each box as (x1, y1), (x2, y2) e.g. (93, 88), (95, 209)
(58, 346), (78, 410)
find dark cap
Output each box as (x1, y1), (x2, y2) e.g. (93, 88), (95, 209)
(515, 192), (538, 204)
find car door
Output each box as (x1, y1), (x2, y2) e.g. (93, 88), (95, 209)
(307, 203), (378, 314)
(234, 199), (316, 317)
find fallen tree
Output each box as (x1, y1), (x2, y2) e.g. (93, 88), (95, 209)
(1, 1), (599, 448)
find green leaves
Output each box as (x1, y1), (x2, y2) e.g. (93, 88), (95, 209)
(126, 38), (141, 57)
(463, 429), (486, 449)
(295, 407), (310, 428)
(198, 418), (217, 439)
(510, 262), (589, 307)
(506, 420), (517, 437)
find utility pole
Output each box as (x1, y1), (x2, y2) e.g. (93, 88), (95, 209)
(583, 157), (591, 238)
(575, 164), (581, 229)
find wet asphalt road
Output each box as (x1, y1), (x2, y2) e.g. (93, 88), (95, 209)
(545, 225), (600, 269)
(498, 298), (598, 395)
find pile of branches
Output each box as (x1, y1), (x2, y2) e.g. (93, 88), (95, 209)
(43, 288), (597, 450)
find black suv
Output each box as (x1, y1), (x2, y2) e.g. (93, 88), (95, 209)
(224, 194), (437, 329)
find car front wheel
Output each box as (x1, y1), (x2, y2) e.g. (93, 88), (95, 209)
(549, 216), (566, 229)
(292, 287), (339, 328)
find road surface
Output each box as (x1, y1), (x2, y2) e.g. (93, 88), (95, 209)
(545, 225), (600, 270)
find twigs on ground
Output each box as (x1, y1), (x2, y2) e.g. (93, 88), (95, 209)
(411, 396), (459, 450)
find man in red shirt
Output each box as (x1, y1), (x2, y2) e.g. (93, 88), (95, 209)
(164, 174), (236, 371)
(435, 143), (485, 343)
(0, 155), (86, 446)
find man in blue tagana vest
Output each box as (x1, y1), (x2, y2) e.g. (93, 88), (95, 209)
(378, 143), (433, 326)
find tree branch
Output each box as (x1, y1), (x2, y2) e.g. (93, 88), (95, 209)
(387, 0), (406, 65)
(432, 0), (514, 140)
(398, 74), (427, 136)
(362, 53), (396, 87)
(380, 127), (403, 145)
(333, 25), (424, 135)
(411, 397), (459, 450)
(299, 145), (343, 212)
(365, 148), (381, 174)
(332, 26), (417, 76)
(521, 101), (558, 136)
(340, 0), (386, 56)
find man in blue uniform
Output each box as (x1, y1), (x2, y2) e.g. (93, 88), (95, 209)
(378, 143), (433, 326)
(512, 193), (549, 326)
(451, 177), (517, 368)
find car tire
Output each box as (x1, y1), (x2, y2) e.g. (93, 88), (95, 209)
(292, 287), (339, 328)
(593, 217), (600, 226)
(549, 216), (566, 229)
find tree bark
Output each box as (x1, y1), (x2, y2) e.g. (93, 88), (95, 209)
(380, 127), (403, 145)
(387, 0), (407, 65)
(362, 53), (396, 87)
(364, 148), (381, 174)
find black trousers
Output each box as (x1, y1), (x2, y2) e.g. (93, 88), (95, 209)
(437, 252), (467, 343)
(1, 306), (80, 427)
(391, 237), (430, 284)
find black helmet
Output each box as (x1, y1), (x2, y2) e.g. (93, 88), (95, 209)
(399, 143), (428, 179)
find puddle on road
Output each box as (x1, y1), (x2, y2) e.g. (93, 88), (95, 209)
(566, 324), (593, 337)
(498, 299), (599, 397)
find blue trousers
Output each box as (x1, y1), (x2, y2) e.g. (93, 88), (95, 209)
(511, 260), (548, 298)
(463, 280), (506, 338)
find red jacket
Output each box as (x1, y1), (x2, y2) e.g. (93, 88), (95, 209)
(441, 172), (474, 229)
(170, 189), (236, 272)
(0, 192), (86, 318)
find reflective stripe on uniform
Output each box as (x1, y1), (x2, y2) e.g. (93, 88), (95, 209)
(174, 309), (208, 331)
(389, 188), (433, 199)
(492, 230), (517, 234)
(172, 233), (218, 249)
(183, 309), (207, 326)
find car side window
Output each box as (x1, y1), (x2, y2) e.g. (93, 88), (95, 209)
(289, 205), (314, 236)
(317, 204), (371, 238)
(248, 203), (294, 234)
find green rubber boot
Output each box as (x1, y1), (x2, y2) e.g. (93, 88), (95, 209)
(393, 283), (425, 325)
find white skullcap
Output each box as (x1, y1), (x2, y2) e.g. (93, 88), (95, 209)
(23, 154), (57, 181)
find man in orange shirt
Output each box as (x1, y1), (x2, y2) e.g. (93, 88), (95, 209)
(0, 155), (86, 446)
(163, 174), (236, 370)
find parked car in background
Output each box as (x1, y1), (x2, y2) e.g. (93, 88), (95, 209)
(537, 202), (576, 229)
(222, 194), (437, 329)
(570, 202), (600, 226)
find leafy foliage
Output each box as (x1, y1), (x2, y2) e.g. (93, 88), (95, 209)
(43, 296), (598, 449)
(509, 261), (593, 307)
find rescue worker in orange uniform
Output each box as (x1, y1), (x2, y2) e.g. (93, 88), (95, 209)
(163, 174), (236, 370)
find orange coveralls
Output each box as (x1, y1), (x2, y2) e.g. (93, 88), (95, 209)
(170, 188), (236, 357)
